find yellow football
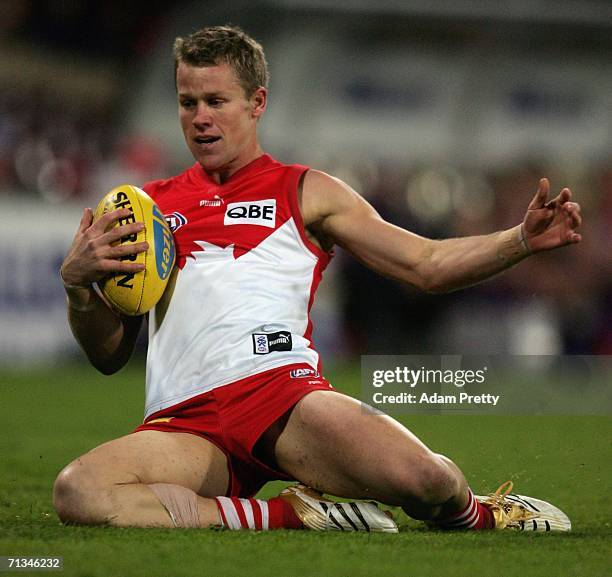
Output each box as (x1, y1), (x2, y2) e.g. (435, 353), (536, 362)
(93, 184), (175, 316)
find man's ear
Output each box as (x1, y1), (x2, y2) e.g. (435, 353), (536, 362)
(250, 87), (267, 118)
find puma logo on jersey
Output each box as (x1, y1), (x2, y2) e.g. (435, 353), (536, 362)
(224, 200), (276, 228)
(200, 195), (224, 207)
(252, 331), (292, 354)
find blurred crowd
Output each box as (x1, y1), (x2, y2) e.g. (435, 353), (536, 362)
(0, 84), (168, 203)
(0, 0), (170, 202)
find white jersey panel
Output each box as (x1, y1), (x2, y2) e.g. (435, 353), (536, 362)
(145, 217), (320, 418)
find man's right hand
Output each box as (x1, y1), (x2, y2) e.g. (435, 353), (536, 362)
(60, 207), (148, 289)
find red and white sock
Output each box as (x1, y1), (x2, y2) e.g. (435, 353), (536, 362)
(214, 496), (303, 530)
(435, 489), (494, 530)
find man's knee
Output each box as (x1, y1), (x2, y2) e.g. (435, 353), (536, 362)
(394, 453), (463, 507)
(53, 459), (114, 525)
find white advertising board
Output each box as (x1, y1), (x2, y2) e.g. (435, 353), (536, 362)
(0, 199), (83, 363)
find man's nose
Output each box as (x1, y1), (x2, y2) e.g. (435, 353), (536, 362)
(193, 103), (212, 127)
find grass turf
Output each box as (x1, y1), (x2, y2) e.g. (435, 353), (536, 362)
(1, 361), (610, 577)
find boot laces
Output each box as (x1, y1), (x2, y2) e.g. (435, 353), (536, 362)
(484, 481), (538, 527)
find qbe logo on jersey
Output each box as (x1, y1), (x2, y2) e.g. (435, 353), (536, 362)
(224, 199), (276, 228)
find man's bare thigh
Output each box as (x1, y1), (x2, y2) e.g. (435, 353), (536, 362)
(70, 430), (229, 497)
(271, 390), (435, 504)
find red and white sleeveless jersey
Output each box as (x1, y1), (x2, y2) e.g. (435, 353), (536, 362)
(142, 154), (331, 418)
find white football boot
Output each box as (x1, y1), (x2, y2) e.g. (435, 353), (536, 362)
(280, 484), (398, 533)
(475, 481), (571, 531)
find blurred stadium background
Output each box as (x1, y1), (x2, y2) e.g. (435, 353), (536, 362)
(1, 0), (610, 367)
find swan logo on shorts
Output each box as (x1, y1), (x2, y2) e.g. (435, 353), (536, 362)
(252, 331), (292, 354)
(224, 200), (276, 228)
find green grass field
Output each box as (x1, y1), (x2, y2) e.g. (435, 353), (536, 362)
(1, 361), (610, 577)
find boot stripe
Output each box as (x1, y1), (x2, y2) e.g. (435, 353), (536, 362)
(507, 494), (540, 512)
(319, 502), (344, 530)
(334, 503), (360, 531)
(350, 502), (370, 532)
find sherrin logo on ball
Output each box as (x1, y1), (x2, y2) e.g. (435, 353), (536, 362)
(93, 184), (176, 316)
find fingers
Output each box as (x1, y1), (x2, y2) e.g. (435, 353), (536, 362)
(92, 227), (148, 270)
(63, 206), (149, 288)
(102, 221), (144, 245)
(106, 242), (149, 260)
(97, 258), (146, 275)
(78, 208), (94, 234)
(83, 208), (144, 246)
(91, 208), (136, 233)
(71, 208), (94, 243)
(562, 201), (582, 244)
(563, 201), (582, 228)
(546, 187), (572, 209)
(527, 178), (550, 209)
(88, 243), (148, 277)
(559, 188), (572, 204)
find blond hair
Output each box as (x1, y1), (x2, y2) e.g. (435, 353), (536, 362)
(173, 25), (269, 96)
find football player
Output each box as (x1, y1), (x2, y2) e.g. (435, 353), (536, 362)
(56, 26), (579, 532)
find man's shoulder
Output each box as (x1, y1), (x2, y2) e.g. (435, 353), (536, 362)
(301, 169), (352, 205)
(298, 169), (354, 228)
(255, 154), (309, 178)
(299, 168), (382, 238)
(142, 164), (201, 198)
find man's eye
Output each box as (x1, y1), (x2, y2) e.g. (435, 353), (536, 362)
(181, 100), (194, 108)
(209, 99), (223, 107)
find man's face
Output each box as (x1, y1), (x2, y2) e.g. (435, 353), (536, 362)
(176, 62), (266, 177)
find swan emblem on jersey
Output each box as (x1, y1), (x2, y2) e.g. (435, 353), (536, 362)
(187, 240), (237, 262)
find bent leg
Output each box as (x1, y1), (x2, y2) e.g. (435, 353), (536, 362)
(53, 430), (229, 527)
(270, 390), (468, 521)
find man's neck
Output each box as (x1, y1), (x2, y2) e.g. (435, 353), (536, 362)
(206, 145), (265, 185)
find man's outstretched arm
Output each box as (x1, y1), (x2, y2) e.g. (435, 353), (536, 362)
(303, 171), (582, 294)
